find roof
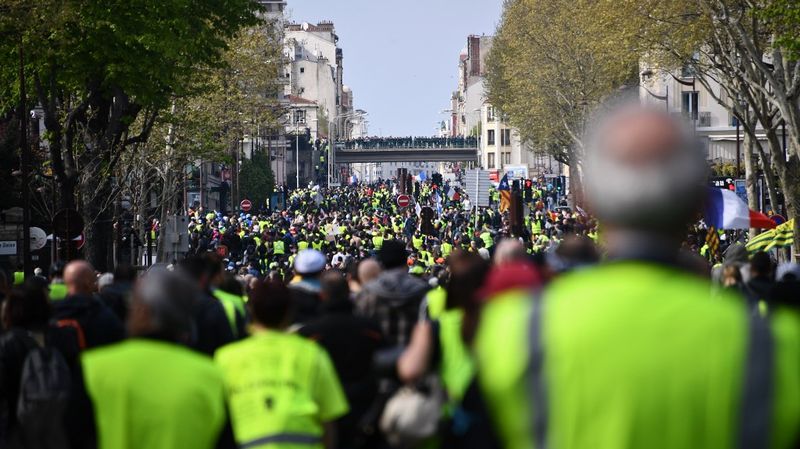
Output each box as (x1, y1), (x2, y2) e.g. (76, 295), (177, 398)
(287, 95), (318, 106)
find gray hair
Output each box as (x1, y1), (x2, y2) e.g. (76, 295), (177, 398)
(135, 270), (198, 338)
(583, 104), (708, 233)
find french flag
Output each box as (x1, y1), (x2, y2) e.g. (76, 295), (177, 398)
(705, 188), (775, 230)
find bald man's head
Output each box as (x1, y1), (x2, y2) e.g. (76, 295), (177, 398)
(584, 105), (707, 234)
(64, 260), (96, 296)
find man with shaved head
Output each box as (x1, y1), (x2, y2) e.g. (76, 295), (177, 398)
(473, 105), (800, 449)
(53, 260), (125, 349)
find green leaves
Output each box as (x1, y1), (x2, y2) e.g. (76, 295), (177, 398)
(239, 149), (275, 209)
(486, 0), (639, 161)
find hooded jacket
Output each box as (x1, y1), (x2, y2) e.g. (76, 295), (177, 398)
(357, 268), (429, 347)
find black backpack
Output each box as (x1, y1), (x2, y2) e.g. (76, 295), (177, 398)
(15, 334), (72, 449)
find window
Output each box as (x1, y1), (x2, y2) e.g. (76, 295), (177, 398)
(300, 67), (305, 73)
(503, 152), (511, 165)
(488, 152), (496, 169)
(501, 129), (511, 146)
(293, 109), (306, 125)
(487, 129), (496, 146)
(681, 91), (699, 121)
(487, 106), (496, 123)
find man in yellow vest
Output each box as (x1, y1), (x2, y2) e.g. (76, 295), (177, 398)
(216, 280), (348, 449)
(273, 239), (286, 257)
(440, 241), (453, 258)
(371, 232), (384, 251)
(473, 106), (800, 449)
(83, 271), (229, 449)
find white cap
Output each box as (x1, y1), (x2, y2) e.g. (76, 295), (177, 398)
(294, 249), (327, 275)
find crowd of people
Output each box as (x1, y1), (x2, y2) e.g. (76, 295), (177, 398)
(342, 136), (478, 150)
(1, 106), (798, 449)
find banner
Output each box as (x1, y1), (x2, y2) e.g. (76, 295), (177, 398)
(746, 219), (795, 253)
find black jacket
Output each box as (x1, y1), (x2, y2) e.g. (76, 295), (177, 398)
(191, 292), (235, 356)
(298, 303), (384, 448)
(52, 294), (126, 349)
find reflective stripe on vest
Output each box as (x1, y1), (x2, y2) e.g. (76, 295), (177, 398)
(527, 291), (548, 449)
(738, 307), (773, 449)
(240, 433), (321, 449)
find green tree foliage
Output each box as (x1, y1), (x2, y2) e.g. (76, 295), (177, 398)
(121, 22), (286, 254)
(486, 0), (640, 164)
(0, 0), (262, 269)
(239, 150), (275, 211)
(760, 0), (800, 59)
(631, 0), (800, 248)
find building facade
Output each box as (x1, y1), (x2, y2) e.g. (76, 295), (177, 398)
(639, 64), (788, 165)
(284, 21), (343, 132)
(450, 35), (561, 181)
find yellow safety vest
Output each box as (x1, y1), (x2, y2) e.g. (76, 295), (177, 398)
(214, 331), (349, 449)
(441, 242), (453, 258)
(298, 241), (309, 251)
(213, 289), (246, 338)
(480, 232), (494, 249)
(274, 240), (285, 255)
(49, 283), (68, 301)
(372, 236), (384, 250)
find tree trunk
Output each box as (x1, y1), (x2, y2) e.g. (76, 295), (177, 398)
(743, 130), (758, 239)
(754, 140), (780, 215)
(80, 179), (113, 272)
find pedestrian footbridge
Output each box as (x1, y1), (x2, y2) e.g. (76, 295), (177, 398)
(334, 147), (479, 163)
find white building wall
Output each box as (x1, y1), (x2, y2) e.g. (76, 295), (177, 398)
(639, 65), (760, 164)
(284, 23), (340, 123)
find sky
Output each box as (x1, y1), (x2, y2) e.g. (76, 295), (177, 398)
(286, 0), (504, 137)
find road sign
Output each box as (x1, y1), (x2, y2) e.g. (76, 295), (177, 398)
(74, 232), (85, 250)
(53, 208), (84, 239)
(240, 199), (252, 212)
(771, 214), (787, 226)
(464, 169), (492, 208)
(397, 194), (411, 208)
(29, 227), (47, 251)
